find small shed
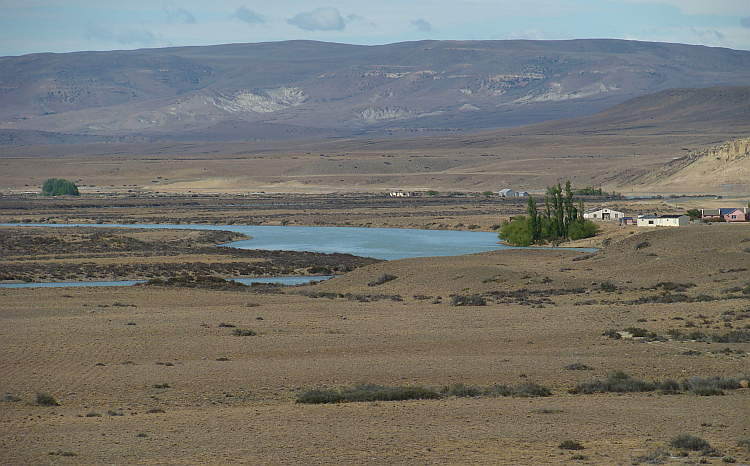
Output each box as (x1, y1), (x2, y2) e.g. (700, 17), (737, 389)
(619, 217), (635, 226)
(498, 188), (516, 197)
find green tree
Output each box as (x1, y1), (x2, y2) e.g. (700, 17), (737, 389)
(527, 195), (541, 242)
(499, 215), (534, 247)
(499, 181), (598, 246)
(41, 178), (80, 196)
(685, 209), (701, 220)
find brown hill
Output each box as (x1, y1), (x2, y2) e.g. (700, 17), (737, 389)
(2, 40), (750, 144)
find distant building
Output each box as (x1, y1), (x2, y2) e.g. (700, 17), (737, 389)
(620, 217), (635, 226)
(497, 188), (529, 197)
(637, 214), (689, 227)
(583, 207), (624, 221)
(656, 214), (690, 227)
(389, 191), (411, 197)
(637, 214), (658, 227)
(702, 207), (748, 222)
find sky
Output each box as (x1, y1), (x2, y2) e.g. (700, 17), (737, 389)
(1, 0), (750, 57)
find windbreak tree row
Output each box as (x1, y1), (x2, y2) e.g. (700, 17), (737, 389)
(500, 181), (598, 246)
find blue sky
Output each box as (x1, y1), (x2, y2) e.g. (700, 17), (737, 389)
(1, 0), (749, 56)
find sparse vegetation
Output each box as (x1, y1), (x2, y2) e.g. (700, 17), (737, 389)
(297, 381), (552, 404)
(450, 294), (487, 306)
(368, 273), (397, 286)
(48, 450), (77, 457)
(565, 362), (593, 371)
(669, 434), (713, 453)
(559, 440), (585, 450)
(570, 372), (744, 396)
(231, 328), (257, 336)
(36, 392), (59, 406)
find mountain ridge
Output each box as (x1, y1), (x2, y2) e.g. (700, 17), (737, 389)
(2, 39), (750, 144)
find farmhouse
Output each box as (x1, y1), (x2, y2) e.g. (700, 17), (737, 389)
(583, 207), (624, 221)
(637, 214), (689, 227)
(656, 214), (690, 227)
(701, 208), (748, 222)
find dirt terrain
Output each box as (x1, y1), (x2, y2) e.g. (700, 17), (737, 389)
(1, 198), (749, 465)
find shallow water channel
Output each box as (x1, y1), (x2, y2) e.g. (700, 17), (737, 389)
(1, 223), (593, 288)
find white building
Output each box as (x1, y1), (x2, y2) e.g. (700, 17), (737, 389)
(656, 214), (690, 227)
(498, 188), (516, 197)
(637, 214), (689, 227)
(637, 214), (658, 227)
(583, 207), (625, 221)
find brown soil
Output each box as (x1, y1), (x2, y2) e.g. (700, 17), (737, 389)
(1, 199), (749, 465)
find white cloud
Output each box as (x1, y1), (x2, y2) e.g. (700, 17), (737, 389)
(233, 6), (265, 25)
(287, 7), (346, 31)
(412, 19), (433, 32)
(165, 8), (196, 25)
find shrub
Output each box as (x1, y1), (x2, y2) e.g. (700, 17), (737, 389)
(441, 384), (484, 398)
(36, 393), (59, 406)
(2, 395), (22, 402)
(297, 381), (551, 404)
(146, 408), (166, 414)
(569, 372), (655, 394)
(682, 376), (741, 395)
(41, 178), (80, 196)
(559, 440), (585, 450)
(633, 448), (669, 464)
(48, 450), (77, 457)
(669, 434), (712, 452)
(565, 362), (593, 371)
(231, 328), (257, 336)
(450, 294), (486, 306)
(513, 381), (552, 397)
(296, 388), (343, 404)
(599, 281), (617, 292)
(368, 274), (397, 286)
(297, 384), (441, 404)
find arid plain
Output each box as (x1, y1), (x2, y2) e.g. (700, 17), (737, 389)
(1, 189), (749, 465)
(1, 81), (750, 464)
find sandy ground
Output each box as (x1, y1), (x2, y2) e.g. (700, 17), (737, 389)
(1, 198), (749, 464)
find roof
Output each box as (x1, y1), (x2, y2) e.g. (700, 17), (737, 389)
(659, 214), (686, 218)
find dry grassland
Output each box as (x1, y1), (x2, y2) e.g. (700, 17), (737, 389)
(1, 198), (749, 464)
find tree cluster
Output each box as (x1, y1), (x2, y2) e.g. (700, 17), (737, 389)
(499, 181), (598, 246)
(41, 178), (80, 196)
